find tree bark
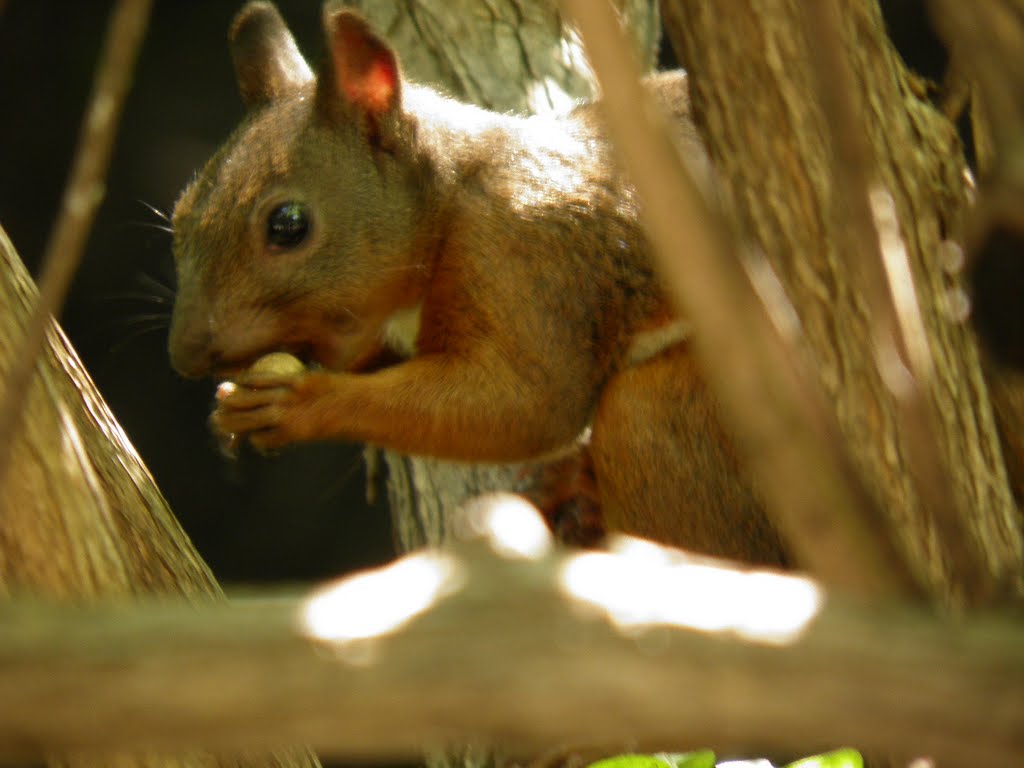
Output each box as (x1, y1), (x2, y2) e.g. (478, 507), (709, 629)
(344, 0), (659, 115)
(659, 0), (1024, 605)
(0, 225), (319, 767)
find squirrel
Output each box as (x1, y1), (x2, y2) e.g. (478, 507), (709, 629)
(168, 1), (787, 567)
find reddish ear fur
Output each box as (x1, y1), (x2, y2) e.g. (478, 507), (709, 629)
(230, 1), (313, 107)
(321, 8), (400, 118)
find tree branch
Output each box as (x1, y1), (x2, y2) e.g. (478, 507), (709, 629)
(0, 504), (1021, 767)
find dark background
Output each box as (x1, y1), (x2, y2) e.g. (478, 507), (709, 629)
(0, 1), (947, 586)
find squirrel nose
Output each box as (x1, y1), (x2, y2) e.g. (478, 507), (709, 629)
(168, 319), (215, 379)
(169, 343), (215, 380)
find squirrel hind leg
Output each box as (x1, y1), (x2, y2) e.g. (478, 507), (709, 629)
(591, 345), (789, 568)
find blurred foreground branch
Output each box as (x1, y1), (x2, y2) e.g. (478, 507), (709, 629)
(0, 509), (1021, 767)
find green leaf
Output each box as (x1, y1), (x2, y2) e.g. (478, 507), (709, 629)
(587, 750), (716, 768)
(658, 751), (717, 768)
(784, 748), (863, 768)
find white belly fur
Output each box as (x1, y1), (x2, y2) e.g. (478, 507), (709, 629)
(380, 304), (423, 358)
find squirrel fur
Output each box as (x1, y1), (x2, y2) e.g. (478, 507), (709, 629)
(169, 1), (787, 566)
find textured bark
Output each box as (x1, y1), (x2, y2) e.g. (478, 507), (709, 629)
(0, 225), (319, 767)
(384, 452), (532, 551)
(344, 0), (660, 114)
(660, 0), (1024, 605)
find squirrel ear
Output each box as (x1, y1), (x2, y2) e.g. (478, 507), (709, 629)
(319, 6), (401, 121)
(230, 2), (313, 108)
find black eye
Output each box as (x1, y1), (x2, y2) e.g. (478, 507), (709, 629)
(266, 202), (310, 249)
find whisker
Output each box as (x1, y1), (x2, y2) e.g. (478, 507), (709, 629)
(103, 290), (173, 306)
(100, 269), (176, 309)
(312, 452), (365, 507)
(136, 271), (176, 300)
(109, 321), (169, 355)
(120, 312), (172, 327)
(138, 199), (171, 223)
(126, 220), (174, 235)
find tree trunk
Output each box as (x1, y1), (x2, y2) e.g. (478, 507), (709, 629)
(659, 0), (1024, 606)
(0, 226), (319, 766)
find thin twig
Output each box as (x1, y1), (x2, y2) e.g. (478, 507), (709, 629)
(0, 0), (152, 504)
(939, 45), (972, 123)
(926, 0), (1024, 161)
(561, 0), (919, 597)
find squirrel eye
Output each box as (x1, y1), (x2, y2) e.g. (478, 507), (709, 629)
(266, 202), (310, 249)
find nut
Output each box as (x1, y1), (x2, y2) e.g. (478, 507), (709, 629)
(247, 352), (306, 377)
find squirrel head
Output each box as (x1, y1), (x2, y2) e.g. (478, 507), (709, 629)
(169, 2), (433, 378)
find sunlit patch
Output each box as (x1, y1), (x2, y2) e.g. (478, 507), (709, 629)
(870, 185), (934, 389)
(559, 32), (593, 83)
(58, 403), (88, 473)
(302, 552), (463, 643)
(405, 87), (497, 135)
(471, 494), (553, 561)
(515, 138), (587, 207)
(527, 77), (578, 115)
(744, 248), (802, 340)
(938, 239), (965, 275)
(942, 287), (970, 323)
(559, 536), (823, 644)
(876, 341), (915, 399)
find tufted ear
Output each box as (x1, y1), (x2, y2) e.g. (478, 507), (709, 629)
(230, 2), (313, 108)
(318, 6), (401, 129)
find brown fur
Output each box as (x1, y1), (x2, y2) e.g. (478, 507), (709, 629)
(170, 1), (786, 566)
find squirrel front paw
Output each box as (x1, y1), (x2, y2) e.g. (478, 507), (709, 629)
(211, 356), (336, 453)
